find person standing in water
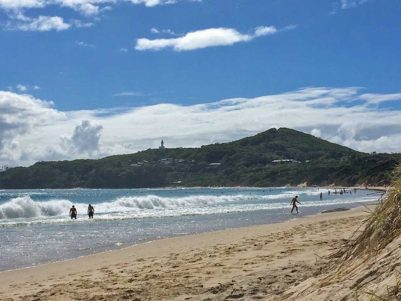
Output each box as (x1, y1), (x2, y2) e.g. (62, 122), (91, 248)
(69, 205), (77, 219)
(290, 196), (301, 214)
(320, 192), (323, 200)
(87, 204), (95, 219)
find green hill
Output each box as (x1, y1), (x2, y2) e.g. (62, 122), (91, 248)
(0, 128), (400, 188)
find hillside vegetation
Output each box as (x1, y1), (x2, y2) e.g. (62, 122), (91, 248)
(0, 128), (400, 189)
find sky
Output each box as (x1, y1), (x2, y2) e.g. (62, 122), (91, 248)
(0, 0), (401, 166)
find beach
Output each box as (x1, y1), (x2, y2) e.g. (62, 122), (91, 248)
(0, 205), (372, 301)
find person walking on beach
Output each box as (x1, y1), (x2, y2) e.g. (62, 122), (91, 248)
(69, 205), (77, 219)
(87, 204), (95, 219)
(290, 196), (301, 214)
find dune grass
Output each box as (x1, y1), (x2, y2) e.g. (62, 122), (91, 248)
(312, 165), (401, 293)
(336, 165), (401, 261)
(353, 276), (401, 301)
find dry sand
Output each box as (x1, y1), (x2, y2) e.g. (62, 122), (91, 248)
(0, 206), (373, 301)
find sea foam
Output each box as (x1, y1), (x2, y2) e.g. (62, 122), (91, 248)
(0, 196), (72, 219)
(0, 188), (342, 221)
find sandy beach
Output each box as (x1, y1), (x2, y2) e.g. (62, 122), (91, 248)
(0, 205), (373, 301)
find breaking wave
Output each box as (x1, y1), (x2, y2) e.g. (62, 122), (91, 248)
(0, 188), (373, 223)
(0, 196), (72, 219)
(0, 191), (316, 220)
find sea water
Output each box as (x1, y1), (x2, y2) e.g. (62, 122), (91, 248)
(0, 187), (381, 271)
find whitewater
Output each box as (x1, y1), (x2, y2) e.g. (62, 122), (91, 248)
(0, 187), (380, 270)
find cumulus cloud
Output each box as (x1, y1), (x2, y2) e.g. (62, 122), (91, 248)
(0, 0), (45, 10)
(135, 26), (279, 51)
(1, 87), (401, 167)
(9, 15), (71, 31)
(0, 0), (201, 31)
(0, 0), (196, 12)
(0, 0), (115, 14)
(62, 120), (103, 154)
(254, 26), (277, 37)
(0, 91), (63, 162)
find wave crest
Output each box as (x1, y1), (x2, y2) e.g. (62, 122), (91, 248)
(0, 196), (72, 219)
(0, 189), (330, 220)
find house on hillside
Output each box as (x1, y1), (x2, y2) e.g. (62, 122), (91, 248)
(271, 159), (301, 164)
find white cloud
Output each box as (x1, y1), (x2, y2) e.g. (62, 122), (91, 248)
(0, 0), (45, 10)
(56, 0), (116, 16)
(13, 15), (71, 31)
(150, 27), (160, 33)
(62, 120), (103, 154)
(331, 0), (370, 14)
(71, 19), (95, 28)
(254, 26), (277, 37)
(340, 0), (369, 9)
(130, 0), (201, 6)
(0, 91), (63, 160)
(1, 87), (401, 167)
(0, 0), (115, 14)
(113, 91), (143, 97)
(135, 26), (279, 51)
(0, 0), (201, 31)
(75, 40), (95, 47)
(129, 0), (177, 7)
(0, 0), (197, 17)
(150, 27), (178, 35)
(360, 93), (401, 104)
(59, 0), (99, 15)
(8, 84), (40, 92)
(16, 84), (28, 92)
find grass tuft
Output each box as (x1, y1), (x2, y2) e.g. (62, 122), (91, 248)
(335, 165), (401, 261)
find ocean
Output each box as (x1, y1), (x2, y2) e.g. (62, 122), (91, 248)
(0, 187), (380, 271)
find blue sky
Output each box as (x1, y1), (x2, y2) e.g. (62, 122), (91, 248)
(0, 0), (401, 166)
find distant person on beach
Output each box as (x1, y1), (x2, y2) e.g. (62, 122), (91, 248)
(87, 204), (95, 219)
(320, 192), (323, 200)
(69, 205), (77, 219)
(290, 196), (301, 214)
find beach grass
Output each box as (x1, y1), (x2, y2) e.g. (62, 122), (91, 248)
(336, 165), (401, 261)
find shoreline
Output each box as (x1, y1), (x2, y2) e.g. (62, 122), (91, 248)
(0, 199), (378, 272)
(0, 206), (357, 274)
(0, 186), (383, 273)
(0, 204), (373, 300)
(0, 185), (388, 190)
